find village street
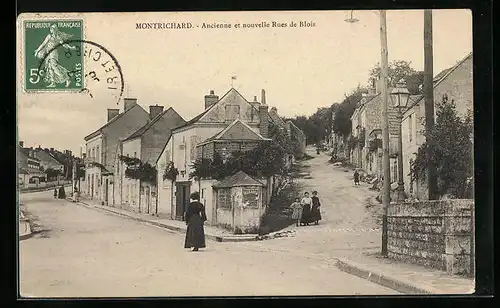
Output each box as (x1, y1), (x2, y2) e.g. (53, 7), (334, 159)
(19, 157), (396, 297)
(236, 147), (382, 260)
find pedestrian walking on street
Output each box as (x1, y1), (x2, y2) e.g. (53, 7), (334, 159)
(53, 188), (58, 199)
(184, 191), (207, 252)
(74, 186), (80, 202)
(58, 186), (66, 199)
(353, 169), (360, 186)
(289, 197), (303, 227)
(311, 191), (322, 225)
(300, 192), (313, 226)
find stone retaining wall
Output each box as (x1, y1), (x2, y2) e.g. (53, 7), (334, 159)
(387, 199), (474, 277)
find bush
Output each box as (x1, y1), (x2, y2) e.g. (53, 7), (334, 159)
(410, 96), (473, 199)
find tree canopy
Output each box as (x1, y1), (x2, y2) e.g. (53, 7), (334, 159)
(410, 96), (473, 198)
(369, 60), (424, 95)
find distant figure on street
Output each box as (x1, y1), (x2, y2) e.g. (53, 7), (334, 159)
(289, 197), (303, 227)
(74, 186), (80, 202)
(53, 188), (58, 199)
(300, 192), (313, 226)
(58, 186), (66, 199)
(311, 191), (322, 225)
(184, 191), (207, 252)
(353, 169), (360, 186)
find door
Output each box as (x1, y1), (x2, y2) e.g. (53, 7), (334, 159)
(105, 179), (109, 206)
(91, 176), (94, 199)
(175, 182), (191, 221)
(145, 187), (150, 214)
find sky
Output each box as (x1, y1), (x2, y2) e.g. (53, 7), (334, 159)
(17, 9), (472, 155)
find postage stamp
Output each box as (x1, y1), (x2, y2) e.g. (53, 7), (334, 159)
(23, 19), (84, 91)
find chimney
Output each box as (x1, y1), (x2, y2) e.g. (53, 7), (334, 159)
(124, 98), (138, 111)
(149, 104), (164, 119)
(107, 108), (120, 121)
(19, 141), (24, 148)
(261, 89), (267, 105)
(204, 90), (219, 109)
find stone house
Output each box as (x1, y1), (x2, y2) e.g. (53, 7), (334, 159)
(155, 87), (286, 222)
(33, 147), (65, 181)
(285, 120), (307, 159)
(349, 81), (399, 181)
(82, 98), (150, 204)
(401, 52), (473, 200)
(17, 143), (44, 188)
(113, 105), (186, 214)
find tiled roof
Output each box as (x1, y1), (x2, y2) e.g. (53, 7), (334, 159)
(173, 87), (280, 131)
(197, 119), (271, 147)
(84, 104), (144, 141)
(123, 107), (184, 141)
(212, 171), (265, 188)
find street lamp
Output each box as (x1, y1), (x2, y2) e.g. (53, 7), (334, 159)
(390, 79), (411, 203)
(345, 10), (391, 257)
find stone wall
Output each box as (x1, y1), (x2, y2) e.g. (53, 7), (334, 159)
(387, 199), (474, 277)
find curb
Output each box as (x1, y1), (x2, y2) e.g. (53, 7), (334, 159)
(70, 199), (259, 243)
(335, 258), (446, 294)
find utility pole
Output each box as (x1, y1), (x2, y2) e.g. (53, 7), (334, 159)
(379, 10), (391, 256)
(424, 9), (438, 200)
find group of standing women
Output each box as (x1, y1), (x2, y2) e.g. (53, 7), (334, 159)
(290, 191), (322, 227)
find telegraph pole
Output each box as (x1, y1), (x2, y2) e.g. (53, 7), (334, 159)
(379, 10), (391, 256)
(424, 9), (438, 200)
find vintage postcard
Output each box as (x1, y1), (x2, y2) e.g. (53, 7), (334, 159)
(17, 10), (475, 297)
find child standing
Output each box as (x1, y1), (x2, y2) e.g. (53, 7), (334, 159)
(290, 197), (303, 227)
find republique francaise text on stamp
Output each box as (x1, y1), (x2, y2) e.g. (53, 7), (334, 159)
(23, 19), (84, 91)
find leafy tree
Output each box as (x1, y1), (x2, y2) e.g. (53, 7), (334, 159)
(332, 86), (367, 137)
(369, 60), (424, 95)
(45, 167), (61, 181)
(410, 96), (473, 198)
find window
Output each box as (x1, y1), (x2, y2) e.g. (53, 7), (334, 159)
(409, 159), (414, 194)
(92, 148), (95, 161)
(134, 151), (137, 158)
(96, 146), (100, 163)
(190, 136), (200, 161)
(408, 114), (413, 142)
(393, 160), (397, 183)
(225, 105), (240, 121)
(218, 189), (231, 209)
(165, 149), (171, 162)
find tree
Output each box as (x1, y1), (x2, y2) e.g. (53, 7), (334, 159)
(369, 60), (424, 95)
(331, 86), (367, 137)
(45, 167), (61, 181)
(410, 96), (473, 198)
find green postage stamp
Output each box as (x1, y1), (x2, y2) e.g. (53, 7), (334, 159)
(23, 19), (84, 91)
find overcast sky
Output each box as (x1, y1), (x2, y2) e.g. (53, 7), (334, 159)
(17, 9), (472, 155)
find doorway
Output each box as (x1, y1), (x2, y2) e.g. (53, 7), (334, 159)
(175, 182), (191, 221)
(105, 179), (109, 206)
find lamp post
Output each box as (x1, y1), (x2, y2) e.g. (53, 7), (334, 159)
(390, 79), (411, 203)
(346, 10), (391, 256)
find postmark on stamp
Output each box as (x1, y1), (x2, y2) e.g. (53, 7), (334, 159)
(24, 19), (84, 91)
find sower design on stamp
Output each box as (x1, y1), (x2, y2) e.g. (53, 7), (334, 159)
(24, 20), (84, 91)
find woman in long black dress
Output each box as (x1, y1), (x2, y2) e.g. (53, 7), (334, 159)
(300, 192), (313, 226)
(311, 191), (322, 225)
(184, 191), (207, 252)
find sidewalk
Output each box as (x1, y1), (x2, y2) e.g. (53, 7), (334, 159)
(69, 197), (262, 242)
(335, 251), (475, 294)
